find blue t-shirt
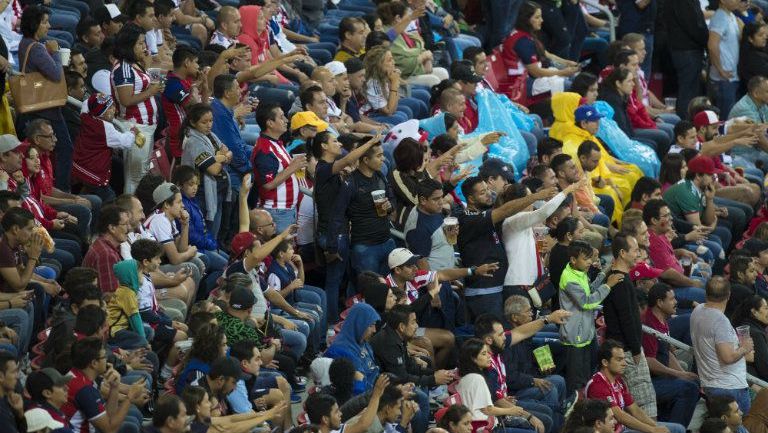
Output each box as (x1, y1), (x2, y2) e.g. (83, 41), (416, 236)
(709, 9), (740, 82)
(514, 36), (539, 65)
(267, 260), (297, 303)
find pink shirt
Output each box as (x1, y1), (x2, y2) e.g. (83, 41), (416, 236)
(648, 230), (683, 274)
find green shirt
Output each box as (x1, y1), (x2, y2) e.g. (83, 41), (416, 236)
(215, 311), (264, 348)
(663, 179), (704, 218)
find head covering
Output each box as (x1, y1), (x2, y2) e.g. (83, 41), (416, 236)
(345, 57), (364, 74)
(291, 111), (328, 132)
(325, 61), (347, 76)
(87, 93), (114, 117)
(629, 262), (663, 281)
(25, 408), (64, 432)
(388, 248), (421, 269)
(549, 92), (591, 143)
(230, 287), (256, 310)
(231, 232), (258, 259)
(687, 155), (723, 175)
(419, 112), (448, 141)
(113, 260), (140, 292)
(574, 105), (604, 122)
(0, 134), (21, 153)
(26, 368), (72, 401)
(451, 62), (483, 83)
(744, 238), (768, 257)
(152, 182), (177, 206)
(479, 157), (516, 183)
(325, 303), (381, 389)
(238, 6), (269, 63)
(693, 110), (721, 129)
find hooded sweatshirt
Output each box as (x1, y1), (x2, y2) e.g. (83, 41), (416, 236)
(558, 263), (609, 347)
(549, 92), (643, 222)
(325, 303), (381, 395)
(107, 259), (146, 339)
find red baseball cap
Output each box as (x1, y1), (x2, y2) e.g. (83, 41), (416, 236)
(693, 110), (721, 129)
(687, 155), (723, 175)
(231, 232), (258, 259)
(629, 262), (663, 281)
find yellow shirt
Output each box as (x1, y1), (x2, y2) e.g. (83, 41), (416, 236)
(107, 285), (139, 337)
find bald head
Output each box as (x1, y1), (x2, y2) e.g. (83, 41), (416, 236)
(249, 209), (275, 241)
(217, 6), (241, 38)
(705, 276), (731, 303)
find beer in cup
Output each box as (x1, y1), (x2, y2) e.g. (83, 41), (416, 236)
(371, 190), (387, 217)
(443, 217), (459, 245)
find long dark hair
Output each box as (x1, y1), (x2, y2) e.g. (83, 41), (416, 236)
(601, 67), (632, 96)
(731, 295), (766, 327)
(457, 338), (488, 376)
(310, 131), (334, 159)
(114, 24), (145, 64)
(659, 153), (685, 186)
(514, 2), (546, 63)
(181, 103), (213, 138)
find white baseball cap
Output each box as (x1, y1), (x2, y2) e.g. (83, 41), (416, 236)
(25, 408), (64, 432)
(325, 61), (347, 76)
(388, 248), (421, 269)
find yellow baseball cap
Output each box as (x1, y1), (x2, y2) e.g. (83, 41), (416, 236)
(291, 111), (328, 132)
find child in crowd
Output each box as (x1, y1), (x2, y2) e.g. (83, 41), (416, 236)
(559, 240), (621, 394)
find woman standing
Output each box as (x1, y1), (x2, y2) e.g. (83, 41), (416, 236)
(17, 5), (74, 192)
(111, 25), (163, 193)
(180, 103), (233, 242)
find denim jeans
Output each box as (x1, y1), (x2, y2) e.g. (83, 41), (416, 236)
(317, 233), (350, 322)
(634, 128), (671, 157)
(595, 194), (615, 223)
(296, 285), (327, 350)
(279, 327), (308, 360)
(710, 80), (740, 119)
(669, 313), (692, 346)
(0, 304), (33, 355)
(626, 422), (685, 433)
(465, 292), (504, 323)
(351, 238), (396, 276)
(517, 399), (556, 433)
(54, 202), (91, 238)
(200, 250), (228, 272)
(515, 374), (566, 414)
(264, 207), (298, 234)
(703, 387), (751, 412)
(653, 377), (699, 427)
(671, 49), (705, 119)
(412, 387), (430, 433)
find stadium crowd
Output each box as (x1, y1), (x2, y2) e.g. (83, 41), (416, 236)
(3, 1), (768, 433)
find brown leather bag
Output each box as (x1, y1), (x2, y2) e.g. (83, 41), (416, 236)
(9, 42), (67, 114)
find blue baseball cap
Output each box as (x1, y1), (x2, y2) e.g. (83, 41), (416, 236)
(574, 105), (604, 122)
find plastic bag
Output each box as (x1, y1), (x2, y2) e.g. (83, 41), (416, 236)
(475, 88), (530, 178)
(594, 101), (660, 178)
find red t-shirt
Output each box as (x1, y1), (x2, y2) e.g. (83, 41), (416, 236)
(641, 309), (669, 359)
(648, 231), (683, 274)
(585, 371), (633, 433)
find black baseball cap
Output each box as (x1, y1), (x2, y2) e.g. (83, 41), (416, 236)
(229, 287), (256, 311)
(451, 62), (483, 83)
(479, 158), (516, 183)
(344, 57), (364, 75)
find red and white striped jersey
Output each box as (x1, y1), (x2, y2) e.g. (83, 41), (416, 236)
(111, 61), (158, 125)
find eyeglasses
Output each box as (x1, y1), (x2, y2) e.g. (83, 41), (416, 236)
(35, 134), (55, 140)
(258, 221), (276, 228)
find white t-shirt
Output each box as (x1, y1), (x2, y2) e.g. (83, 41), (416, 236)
(146, 30), (159, 56)
(456, 373), (496, 428)
(138, 273), (156, 312)
(297, 195), (315, 246)
(144, 211), (179, 245)
(690, 303), (748, 389)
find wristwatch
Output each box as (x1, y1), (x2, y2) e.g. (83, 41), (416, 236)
(542, 315), (550, 325)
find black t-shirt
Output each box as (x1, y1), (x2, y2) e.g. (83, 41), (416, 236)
(0, 396), (20, 433)
(456, 209), (507, 289)
(315, 159), (344, 234)
(548, 242), (569, 309)
(334, 170), (392, 246)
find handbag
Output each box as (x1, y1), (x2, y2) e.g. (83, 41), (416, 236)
(9, 42), (67, 114)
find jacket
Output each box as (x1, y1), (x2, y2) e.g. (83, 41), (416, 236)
(558, 264), (610, 347)
(324, 303), (381, 395)
(549, 92), (642, 220)
(502, 340), (536, 391)
(743, 317), (768, 381)
(370, 324), (436, 388)
(598, 85), (634, 136)
(389, 30), (429, 78)
(666, 0), (708, 51)
(181, 194), (218, 251)
(603, 270), (642, 355)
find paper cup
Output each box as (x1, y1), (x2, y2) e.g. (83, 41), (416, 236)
(59, 48), (71, 66)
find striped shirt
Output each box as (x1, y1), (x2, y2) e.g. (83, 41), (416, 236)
(251, 135), (300, 209)
(111, 61), (158, 125)
(62, 368), (106, 433)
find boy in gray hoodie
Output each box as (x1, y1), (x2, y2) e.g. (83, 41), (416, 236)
(558, 240), (623, 393)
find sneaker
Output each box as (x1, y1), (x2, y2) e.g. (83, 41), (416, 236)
(564, 390), (581, 418)
(291, 392), (303, 404)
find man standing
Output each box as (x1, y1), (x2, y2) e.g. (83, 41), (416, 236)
(603, 234), (658, 418)
(707, 0), (741, 118)
(642, 283), (700, 427)
(405, 178), (458, 271)
(666, 0), (708, 119)
(457, 176), (557, 320)
(691, 276), (754, 412)
(329, 141), (395, 275)
(586, 340), (685, 433)
(252, 102), (308, 232)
